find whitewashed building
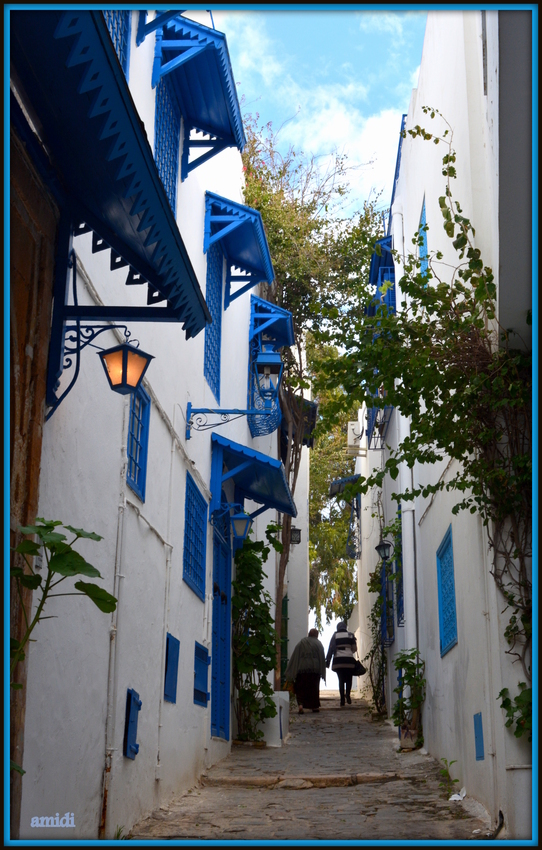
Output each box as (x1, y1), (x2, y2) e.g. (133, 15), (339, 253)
(352, 10), (532, 840)
(10, 9), (309, 840)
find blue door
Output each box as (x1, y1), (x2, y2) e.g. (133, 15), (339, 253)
(211, 525), (231, 739)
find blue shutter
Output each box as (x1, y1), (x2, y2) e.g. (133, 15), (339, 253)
(183, 473), (208, 601)
(123, 688), (142, 759)
(104, 11), (131, 78)
(474, 712), (484, 760)
(164, 633), (180, 704)
(154, 77), (181, 213)
(127, 386), (151, 502)
(194, 642), (211, 707)
(436, 525), (458, 656)
(204, 242), (223, 402)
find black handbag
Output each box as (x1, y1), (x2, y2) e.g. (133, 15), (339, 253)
(353, 658), (366, 676)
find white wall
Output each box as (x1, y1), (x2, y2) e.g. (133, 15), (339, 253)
(19, 11), (303, 840)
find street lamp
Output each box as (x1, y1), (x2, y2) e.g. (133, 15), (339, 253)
(254, 344), (283, 399)
(99, 342), (154, 395)
(375, 538), (394, 562)
(230, 512), (254, 542)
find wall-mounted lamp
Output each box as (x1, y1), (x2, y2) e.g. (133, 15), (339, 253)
(186, 344), (284, 440)
(46, 249), (156, 420)
(255, 344), (283, 399)
(99, 342), (154, 395)
(290, 527), (301, 544)
(230, 512), (254, 542)
(375, 538), (394, 562)
(211, 502), (253, 543)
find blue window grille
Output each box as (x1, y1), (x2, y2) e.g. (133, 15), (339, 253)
(436, 525), (458, 656)
(474, 712), (485, 760)
(204, 242), (223, 402)
(127, 386), (151, 502)
(194, 642), (211, 707)
(419, 199), (429, 278)
(123, 688), (142, 759)
(164, 633), (180, 704)
(154, 77), (181, 214)
(183, 473), (208, 601)
(395, 506), (404, 626)
(104, 11), (131, 78)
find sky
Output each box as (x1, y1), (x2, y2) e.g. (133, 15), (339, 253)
(210, 9), (428, 685)
(213, 9), (428, 217)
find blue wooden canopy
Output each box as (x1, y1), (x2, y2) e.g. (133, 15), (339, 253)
(10, 10), (211, 339)
(204, 193), (275, 308)
(140, 14), (246, 179)
(210, 434), (297, 519)
(249, 296), (295, 350)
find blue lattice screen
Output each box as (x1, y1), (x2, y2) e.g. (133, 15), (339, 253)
(154, 78), (181, 213)
(104, 11), (131, 77)
(419, 199), (429, 277)
(183, 473), (207, 601)
(436, 525), (458, 656)
(127, 387), (151, 501)
(204, 242), (223, 402)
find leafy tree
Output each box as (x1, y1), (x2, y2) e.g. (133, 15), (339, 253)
(242, 114), (381, 686)
(307, 338), (358, 629)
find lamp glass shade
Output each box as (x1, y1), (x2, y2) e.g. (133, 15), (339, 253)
(375, 539), (392, 561)
(255, 345), (283, 377)
(99, 343), (154, 395)
(231, 513), (253, 541)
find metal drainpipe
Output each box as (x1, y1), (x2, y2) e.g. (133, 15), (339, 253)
(480, 515), (500, 826)
(155, 406), (180, 780)
(99, 398), (130, 840)
(411, 465), (420, 651)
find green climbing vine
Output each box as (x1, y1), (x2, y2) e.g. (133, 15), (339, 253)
(231, 524), (283, 741)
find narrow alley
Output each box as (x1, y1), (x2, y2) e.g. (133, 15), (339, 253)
(131, 693), (493, 842)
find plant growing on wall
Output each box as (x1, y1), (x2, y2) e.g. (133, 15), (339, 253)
(313, 108), (532, 736)
(391, 648), (426, 746)
(10, 518), (117, 773)
(231, 524), (283, 741)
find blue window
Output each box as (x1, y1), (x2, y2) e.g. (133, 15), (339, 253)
(104, 11), (131, 78)
(194, 642), (211, 707)
(474, 712), (485, 760)
(183, 473), (208, 601)
(123, 688), (142, 759)
(127, 387), (151, 502)
(164, 633), (180, 704)
(436, 525), (458, 656)
(154, 77), (181, 213)
(419, 199), (429, 277)
(204, 242), (223, 402)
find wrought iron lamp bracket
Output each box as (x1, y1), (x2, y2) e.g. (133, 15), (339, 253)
(185, 401), (272, 439)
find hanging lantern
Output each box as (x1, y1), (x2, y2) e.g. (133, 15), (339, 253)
(255, 344), (283, 399)
(99, 343), (154, 395)
(375, 538), (393, 562)
(230, 512), (253, 541)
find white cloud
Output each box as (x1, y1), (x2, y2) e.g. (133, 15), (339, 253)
(357, 12), (405, 39)
(215, 11), (408, 212)
(213, 11), (284, 89)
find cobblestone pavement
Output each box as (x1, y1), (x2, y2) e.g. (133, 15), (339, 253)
(131, 693), (493, 842)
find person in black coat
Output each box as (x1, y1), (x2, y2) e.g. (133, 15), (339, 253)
(326, 621), (357, 706)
